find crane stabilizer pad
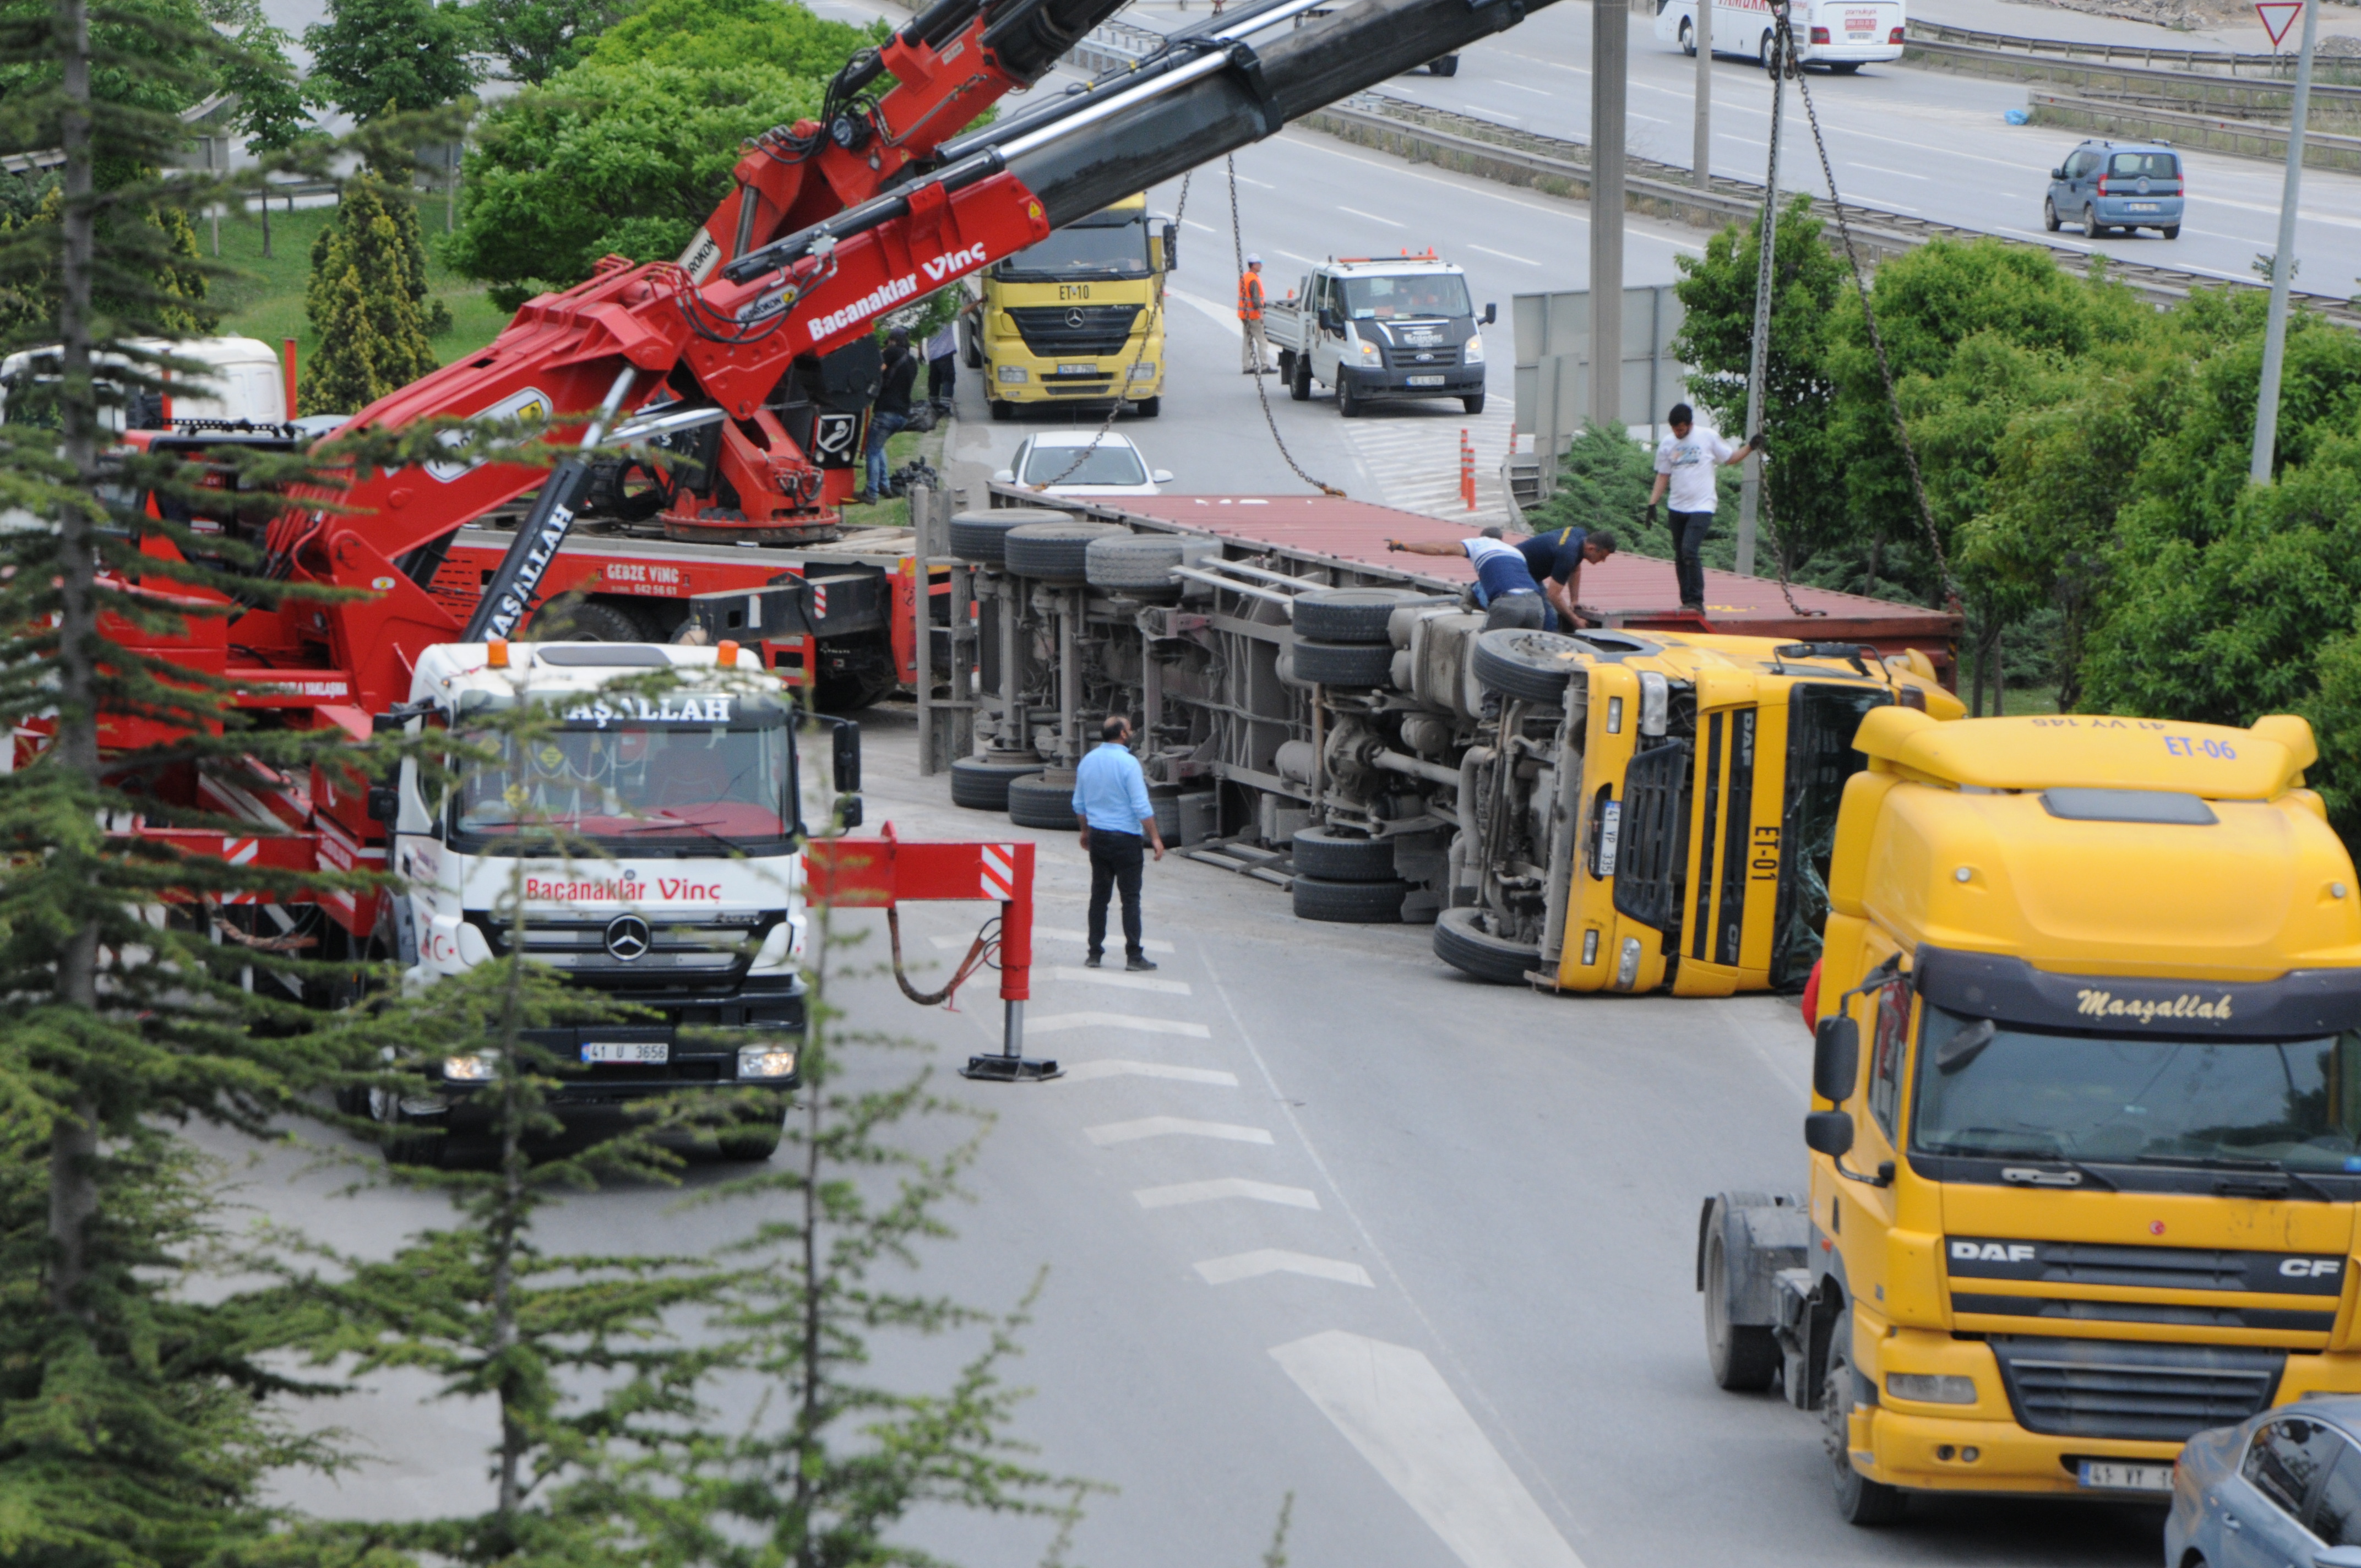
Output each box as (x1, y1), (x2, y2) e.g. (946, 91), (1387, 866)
(961, 1052), (1064, 1082)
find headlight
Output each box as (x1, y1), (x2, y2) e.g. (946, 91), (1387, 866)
(997, 364), (1028, 384)
(443, 1052), (497, 1082)
(738, 1043), (799, 1080)
(1885, 1374), (1977, 1405)
(1128, 362), (1157, 380)
(1356, 336), (1379, 361)
(1464, 333), (1486, 365)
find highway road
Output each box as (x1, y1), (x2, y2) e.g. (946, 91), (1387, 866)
(222, 709), (2170, 1567)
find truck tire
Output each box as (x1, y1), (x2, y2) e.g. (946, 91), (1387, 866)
(1429, 53), (1459, 74)
(989, 398), (1014, 421)
(1337, 375), (1364, 418)
(1290, 638), (1397, 687)
(1704, 1225), (1781, 1392)
(1007, 773), (1080, 830)
(1825, 1307), (1909, 1525)
(1462, 393), (1486, 416)
(1005, 521), (1124, 582)
(1292, 873), (1408, 923)
(1086, 532), (1205, 592)
(716, 1118), (784, 1161)
(1432, 907), (1538, 984)
(1472, 629), (1584, 703)
(528, 599), (641, 644)
(949, 507), (1065, 566)
(1133, 396), (1161, 418)
(950, 756), (1041, 811)
(1293, 587), (1426, 644)
(1291, 826), (1396, 881)
(1290, 353), (1312, 402)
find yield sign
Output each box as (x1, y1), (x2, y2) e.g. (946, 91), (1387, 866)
(2257, 0), (2302, 47)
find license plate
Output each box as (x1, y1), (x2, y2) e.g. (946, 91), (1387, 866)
(2078, 1461), (2172, 1493)
(1848, 30), (1870, 36)
(1057, 363), (1100, 376)
(581, 1041), (667, 1065)
(1406, 374), (1446, 386)
(1596, 800), (1622, 876)
(2128, 203), (2159, 212)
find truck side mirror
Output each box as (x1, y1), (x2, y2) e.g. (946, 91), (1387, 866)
(833, 719), (861, 794)
(1482, 302), (1497, 325)
(1812, 1016), (1859, 1103)
(1319, 307), (1340, 334)
(1162, 222), (1179, 271)
(366, 782), (400, 824)
(835, 794), (863, 830)
(2050, 166), (2066, 180)
(1803, 1110), (1856, 1159)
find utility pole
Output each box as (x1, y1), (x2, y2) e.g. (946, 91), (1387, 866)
(2250, 0), (2318, 484)
(1693, 0), (1712, 192)
(1591, 0), (1628, 433)
(1734, 8), (1785, 578)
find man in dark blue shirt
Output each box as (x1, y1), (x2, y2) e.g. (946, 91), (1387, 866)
(1515, 526), (1615, 629)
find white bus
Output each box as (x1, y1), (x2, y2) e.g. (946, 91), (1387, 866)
(1652, 0), (1905, 72)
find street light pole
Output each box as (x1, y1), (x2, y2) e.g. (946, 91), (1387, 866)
(2250, 0), (2318, 484)
(1734, 13), (1783, 578)
(1591, 0), (1628, 435)
(1694, 0), (1712, 192)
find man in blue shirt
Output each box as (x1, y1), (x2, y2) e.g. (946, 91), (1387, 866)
(1384, 529), (1555, 631)
(1071, 715), (1166, 971)
(1516, 525), (1615, 630)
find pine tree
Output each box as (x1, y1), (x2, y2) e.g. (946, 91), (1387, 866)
(302, 177), (438, 415)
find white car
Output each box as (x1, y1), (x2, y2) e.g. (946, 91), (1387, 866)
(993, 431), (1171, 497)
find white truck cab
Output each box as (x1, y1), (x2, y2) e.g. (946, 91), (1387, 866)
(375, 638), (859, 1159)
(1263, 254), (1494, 418)
(0, 335), (287, 429)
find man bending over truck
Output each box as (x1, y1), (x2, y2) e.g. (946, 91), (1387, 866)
(1386, 529), (1554, 632)
(1517, 525), (1615, 630)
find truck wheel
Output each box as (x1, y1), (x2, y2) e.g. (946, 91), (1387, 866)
(1086, 533), (1210, 593)
(529, 599), (641, 643)
(1704, 1228), (1781, 1391)
(1461, 393), (1486, 416)
(1824, 1307), (1909, 1525)
(2043, 196), (2061, 232)
(1432, 907), (1538, 984)
(1292, 873), (1408, 923)
(1290, 353), (1312, 402)
(1759, 29), (1774, 67)
(1337, 377), (1364, 418)
(950, 755), (1042, 811)
(1294, 587), (1426, 643)
(989, 398), (1015, 422)
(949, 507), (1065, 566)
(1005, 521), (1126, 582)
(1292, 826), (1397, 881)
(1472, 628), (1584, 703)
(1007, 773), (1080, 830)
(2163, 224), (2180, 239)
(1133, 396), (1161, 418)
(1679, 17), (1695, 53)
(1290, 638), (1397, 687)
(1429, 53), (1459, 75)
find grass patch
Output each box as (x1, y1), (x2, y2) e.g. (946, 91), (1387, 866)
(202, 199), (509, 370)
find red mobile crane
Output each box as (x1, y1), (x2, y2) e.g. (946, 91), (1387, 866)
(99, 0), (1555, 978)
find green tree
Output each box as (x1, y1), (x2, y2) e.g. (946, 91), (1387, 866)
(302, 176), (438, 413)
(476, 0), (624, 84)
(445, 61), (829, 309)
(583, 0), (878, 75)
(302, 0), (480, 127)
(0, 0), (231, 189)
(220, 14), (315, 259)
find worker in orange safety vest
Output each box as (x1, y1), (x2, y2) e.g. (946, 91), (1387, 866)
(1237, 254), (1273, 375)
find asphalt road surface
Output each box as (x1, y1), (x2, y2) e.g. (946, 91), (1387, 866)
(221, 709), (2170, 1568)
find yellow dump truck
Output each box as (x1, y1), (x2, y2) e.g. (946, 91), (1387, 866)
(1701, 709), (2361, 1521)
(966, 193), (1174, 421)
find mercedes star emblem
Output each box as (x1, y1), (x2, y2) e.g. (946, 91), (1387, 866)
(1065, 308), (1086, 329)
(604, 913), (651, 961)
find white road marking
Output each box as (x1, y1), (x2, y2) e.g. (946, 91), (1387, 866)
(1494, 80), (1552, 96)
(1467, 243), (1538, 265)
(1850, 162), (1929, 181)
(1087, 1116), (1272, 1146)
(1270, 1331), (1587, 1568)
(1166, 285), (1247, 335)
(1339, 204), (1408, 228)
(1278, 249), (1324, 266)
(1183, 217), (1219, 233)
(1048, 965), (1193, 995)
(1134, 1178), (1319, 1210)
(1196, 1249), (1373, 1287)
(1341, 410), (1517, 523)
(1024, 1010), (1212, 1039)
(1277, 133), (1705, 252)
(931, 929), (1174, 954)
(1061, 1059), (1237, 1085)
(1230, 172), (1275, 189)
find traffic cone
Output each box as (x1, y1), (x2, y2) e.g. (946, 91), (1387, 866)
(1459, 428), (1476, 511)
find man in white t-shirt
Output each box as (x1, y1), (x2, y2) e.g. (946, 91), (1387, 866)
(1647, 402), (1761, 614)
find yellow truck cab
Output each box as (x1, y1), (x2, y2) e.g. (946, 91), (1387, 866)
(967, 193), (1174, 421)
(1430, 625), (1961, 996)
(1701, 709), (2361, 1522)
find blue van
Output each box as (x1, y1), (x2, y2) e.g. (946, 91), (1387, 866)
(2045, 138), (2184, 239)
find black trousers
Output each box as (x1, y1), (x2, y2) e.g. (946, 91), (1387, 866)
(1672, 509), (1715, 606)
(927, 352), (956, 406)
(1087, 830), (1146, 960)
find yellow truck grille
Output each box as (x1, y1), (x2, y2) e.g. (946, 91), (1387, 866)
(1947, 1235), (2347, 1338)
(1988, 1335), (2285, 1442)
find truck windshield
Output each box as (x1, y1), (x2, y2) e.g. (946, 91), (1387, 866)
(997, 222), (1149, 280)
(451, 719), (793, 850)
(1771, 683), (1889, 987)
(1342, 274), (1472, 320)
(1912, 1004), (2361, 1173)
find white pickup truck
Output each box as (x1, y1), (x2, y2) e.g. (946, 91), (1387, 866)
(1264, 254), (1494, 418)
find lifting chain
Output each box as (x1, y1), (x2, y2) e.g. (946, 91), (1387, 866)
(1228, 156), (1345, 497)
(1032, 172), (1192, 492)
(1770, 0), (1960, 613)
